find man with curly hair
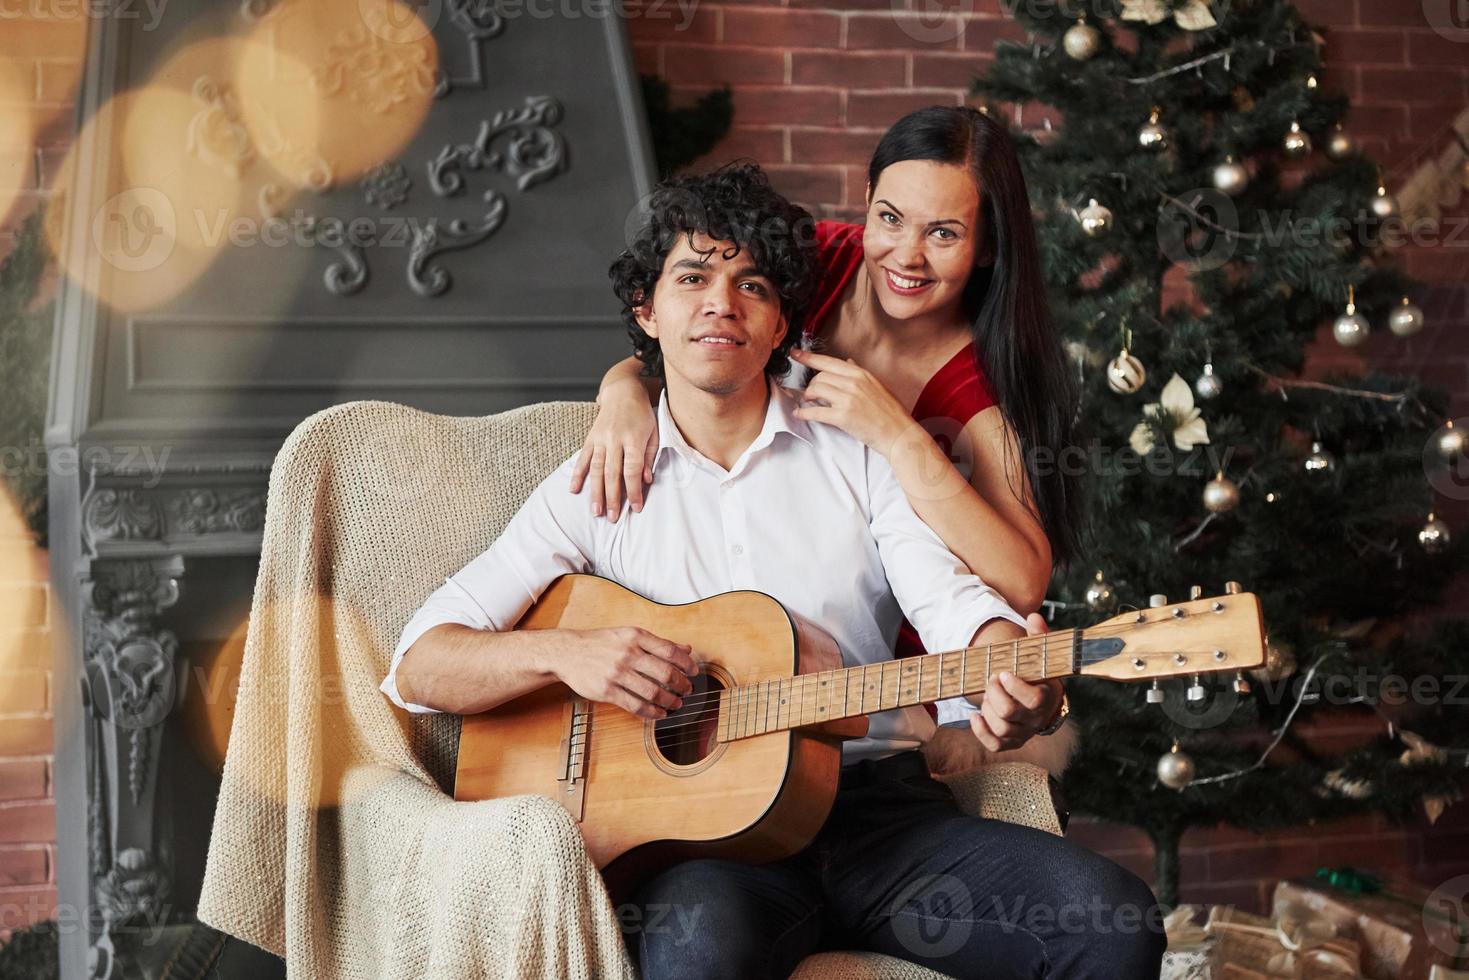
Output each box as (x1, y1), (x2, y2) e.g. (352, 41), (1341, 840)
(382, 163), (1165, 980)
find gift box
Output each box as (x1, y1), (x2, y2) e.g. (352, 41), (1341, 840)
(1207, 905), (1362, 979)
(1273, 869), (1467, 980)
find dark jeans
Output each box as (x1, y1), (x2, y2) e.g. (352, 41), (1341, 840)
(627, 750), (1167, 980)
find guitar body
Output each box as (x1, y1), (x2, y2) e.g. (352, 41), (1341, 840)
(453, 574), (864, 897)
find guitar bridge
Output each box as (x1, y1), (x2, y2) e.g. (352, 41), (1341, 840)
(556, 695), (591, 821)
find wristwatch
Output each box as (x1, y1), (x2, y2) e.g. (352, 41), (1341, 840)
(1036, 689), (1070, 736)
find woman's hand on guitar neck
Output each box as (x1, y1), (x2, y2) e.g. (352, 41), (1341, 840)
(571, 376), (660, 521)
(553, 626), (699, 720)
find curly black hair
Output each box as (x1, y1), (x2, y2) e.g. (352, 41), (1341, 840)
(609, 162), (818, 379)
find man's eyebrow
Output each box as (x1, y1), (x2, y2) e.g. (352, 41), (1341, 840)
(668, 258), (770, 280)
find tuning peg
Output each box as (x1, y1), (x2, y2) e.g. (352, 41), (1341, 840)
(1149, 594), (1168, 607)
(1224, 581), (1242, 595)
(1189, 585), (1203, 600)
(1187, 674), (1207, 701)
(1146, 680), (1165, 704)
(1233, 671), (1251, 695)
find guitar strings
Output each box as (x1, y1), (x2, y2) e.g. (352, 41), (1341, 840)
(572, 646), (1069, 758)
(572, 615), (1243, 753)
(586, 615), (1153, 721)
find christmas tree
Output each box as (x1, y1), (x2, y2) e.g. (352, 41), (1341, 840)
(973, 0), (1469, 906)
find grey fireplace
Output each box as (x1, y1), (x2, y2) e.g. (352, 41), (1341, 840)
(45, 2), (655, 975)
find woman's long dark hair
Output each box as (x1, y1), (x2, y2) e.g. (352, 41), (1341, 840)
(868, 105), (1082, 570)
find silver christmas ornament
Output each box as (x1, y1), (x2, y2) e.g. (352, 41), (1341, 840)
(1138, 107), (1168, 151)
(1085, 570), (1117, 612)
(1303, 441), (1335, 474)
(1370, 183), (1399, 219)
(1194, 361), (1222, 399)
(1283, 121), (1311, 158)
(1212, 156), (1249, 197)
(1332, 286), (1369, 347)
(1419, 513), (1450, 554)
(1326, 124), (1355, 160)
(1106, 349), (1146, 394)
(1063, 18), (1101, 60)
(1079, 198), (1113, 237)
(1203, 472), (1239, 513)
(1388, 296), (1424, 337)
(1157, 745), (1196, 791)
(1436, 422), (1465, 461)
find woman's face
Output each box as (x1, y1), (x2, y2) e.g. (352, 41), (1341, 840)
(861, 159), (991, 324)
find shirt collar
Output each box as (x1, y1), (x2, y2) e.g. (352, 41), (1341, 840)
(652, 380), (815, 477)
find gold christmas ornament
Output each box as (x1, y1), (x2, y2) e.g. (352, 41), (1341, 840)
(1079, 197), (1114, 237)
(1283, 120), (1311, 158)
(1387, 295), (1424, 337)
(1203, 471), (1239, 513)
(1326, 123), (1355, 160)
(1303, 441), (1335, 474)
(1194, 361), (1223, 399)
(1085, 570), (1118, 612)
(1212, 156), (1248, 197)
(1063, 17), (1101, 60)
(1370, 181), (1399, 219)
(1419, 512), (1450, 554)
(1106, 348), (1146, 394)
(1157, 743), (1196, 791)
(1138, 106), (1169, 151)
(1332, 284), (1369, 348)
(1436, 420), (1466, 461)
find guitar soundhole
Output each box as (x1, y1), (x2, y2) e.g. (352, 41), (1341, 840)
(651, 670), (725, 768)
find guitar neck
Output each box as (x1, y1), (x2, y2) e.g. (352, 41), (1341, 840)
(717, 628), (1084, 743)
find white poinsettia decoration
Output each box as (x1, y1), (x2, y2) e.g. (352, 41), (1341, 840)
(1120, 0), (1218, 30)
(1128, 373), (1211, 454)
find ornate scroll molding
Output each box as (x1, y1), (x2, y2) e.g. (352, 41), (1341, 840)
(82, 486), (268, 554)
(80, 557), (184, 980)
(428, 95), (567, 196)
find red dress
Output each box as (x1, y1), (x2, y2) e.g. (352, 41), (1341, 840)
(805, 221), (998, 704)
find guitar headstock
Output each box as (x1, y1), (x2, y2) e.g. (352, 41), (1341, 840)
(1077, 582), (1266, 684)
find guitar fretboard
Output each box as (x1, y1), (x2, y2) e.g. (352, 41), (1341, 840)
(717, 629), (1082, 743)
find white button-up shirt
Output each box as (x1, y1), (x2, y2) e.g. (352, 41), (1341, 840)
(381, 383), (1028, 764)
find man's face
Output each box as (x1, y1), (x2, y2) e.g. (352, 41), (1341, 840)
(634, 231), (788, 397)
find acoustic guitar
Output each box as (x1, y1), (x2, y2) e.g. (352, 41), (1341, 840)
(453, 573), (1265, 895)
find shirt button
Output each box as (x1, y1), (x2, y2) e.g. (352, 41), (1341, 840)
(731, 544), (744, 556)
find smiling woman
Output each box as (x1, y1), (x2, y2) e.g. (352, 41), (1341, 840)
(583, 107), (1081, 643)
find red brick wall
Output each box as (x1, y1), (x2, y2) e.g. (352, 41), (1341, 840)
(629, 0), (1469, 281)
(0, 509), (55, 942)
